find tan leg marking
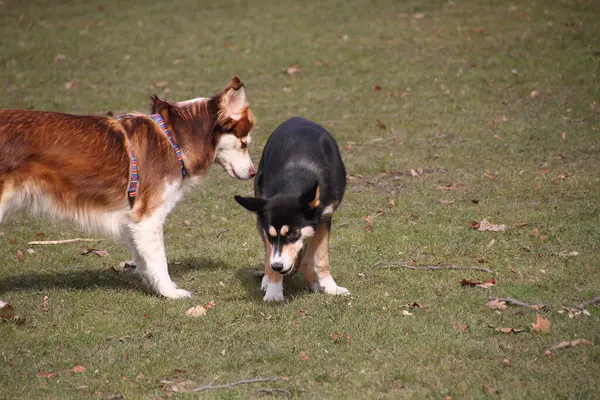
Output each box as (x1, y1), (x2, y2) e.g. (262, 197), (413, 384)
(301, 221), (349, 295)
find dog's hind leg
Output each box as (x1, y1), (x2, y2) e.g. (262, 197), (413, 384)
(301, 219), (350, 296)
(125, 216), (192, 299)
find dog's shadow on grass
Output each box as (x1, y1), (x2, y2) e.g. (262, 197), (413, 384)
(0, 256), (225, 295)
(235, 264), (313, 303)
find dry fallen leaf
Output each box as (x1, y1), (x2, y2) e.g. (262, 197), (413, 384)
(558, 307), (590, 318)
(300, 351), (310, 361)
(483, 172), (497, 180)
(186, 305), (207, 317)
(36, 371), (57, 379)
(16, 249), (24, 261)
(436, 183), (463, 190)
(482, 384), (497, 394)
(285, 64), (302, 77)
(401, 310), (414, 316)
(439, 199), (455, 205)
(81, 248), (109, 257)
(205, 301), (216, 310)
(475, 219), (505, 232)
(0, 300), (16, 320)
(515, 222), (529, 228)
(42, 295), (49, 312)
(372, 84), (382, 91)
(461, 278), (496, 289)
(531, 314), (551, 334)
(487, 299), (508, 310)
(503, 358), (512, 367)
(72, 365), (86, 373)
(494, 327), (527, 334)
(454, 322), (469, 334)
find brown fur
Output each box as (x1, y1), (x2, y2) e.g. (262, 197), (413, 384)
(0, 76), (254, 224)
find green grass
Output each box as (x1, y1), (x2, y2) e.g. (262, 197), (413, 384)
(1, 0), (600, 398)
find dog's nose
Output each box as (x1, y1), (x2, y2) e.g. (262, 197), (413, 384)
(249, 166), (256, 178)
(271, 262), (284, 272)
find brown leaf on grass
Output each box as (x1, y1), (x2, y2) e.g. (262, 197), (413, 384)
(330, 332), (352, 343)
(16, 249), (24, 261)
(376, 119), (386, 129)
(300, 351), (310, 361)
(487, 299), (508, 310)
(482, 384), (498, 394)
(492, 115), (508, 124)
(503, 358), (512, 367)
(372, 84), (382, 91)
(72, 364), (86, 373)
(36, 371), (56, 378)
(53, 53), (66, 63)
(515, 222), (529, 228)
(42, 295), (49, 311)
(454, 322), (469, 334)
(205, 301), (216, 310)
(439, 199), (455, 205)
(436, 183), (463, 190)
(484, 172), (497, 180)
(0, 301), (16, 320)
(539, 168), (551, 175)
(561, 131), (567, 140)
(461, 278), (496, 289)
(495, 327), (527, 334)
(363, 225), (373, 232)
(530, 90), (539, 98)
(401, 302), (429, 310)
(531, 314), (551, 334)
(474, 219), (505, 232)
(7, 236), (14, 244)
(185, 305), (207, 317)
(285, 64), (302, 77)
(82, 248), (109, 257)
(35, 231), (45, 237)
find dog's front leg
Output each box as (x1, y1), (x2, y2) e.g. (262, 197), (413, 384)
(261, 239), (284, 302)
(126, 217), (192, 299)
(308, 220), (350, 296)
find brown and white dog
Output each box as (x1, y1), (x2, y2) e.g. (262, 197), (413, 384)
(0, 76), (255, 299)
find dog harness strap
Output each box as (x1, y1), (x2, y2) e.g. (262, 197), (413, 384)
(150, 114), (188, 177)
(116, 113), (139, 207)
(117, 113), (188, 207)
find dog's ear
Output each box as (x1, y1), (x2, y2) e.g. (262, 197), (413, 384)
(300, 182), (320, 209)
(234, 195), (266, 213)
(219, 76), (247, 121)
(150, 94), (173, 115)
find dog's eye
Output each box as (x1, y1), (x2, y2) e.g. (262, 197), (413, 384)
(240, 141), (247, 149)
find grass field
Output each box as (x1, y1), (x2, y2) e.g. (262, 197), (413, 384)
(1, 0), (600, 398)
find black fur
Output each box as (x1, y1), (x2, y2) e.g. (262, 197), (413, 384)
(235, 116), (346, 249)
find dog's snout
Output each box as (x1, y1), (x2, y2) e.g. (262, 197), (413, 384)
(249, 165), (257, 178)
(271, 262), (284, 272)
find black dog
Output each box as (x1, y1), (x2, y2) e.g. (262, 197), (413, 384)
(235, 117), (349, 301)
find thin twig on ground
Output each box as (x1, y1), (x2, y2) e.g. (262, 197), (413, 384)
(543, 339), (593, 356)
(191, 376), (286, 393)
(487, 296), (546, 310)
(375, 261), (493, 274)
(28, 238), (104, 245)
(577, 296), (600, 310)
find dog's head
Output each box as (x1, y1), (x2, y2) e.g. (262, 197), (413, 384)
(235, 182), (320, 275)
(151, 76), (256, 180)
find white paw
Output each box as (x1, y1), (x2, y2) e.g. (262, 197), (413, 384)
(262, 279), (284, 302)
(261, 274), (269, 292)
(323, 285), (350, 296)
(160, 286), (193, 299)
(319, 276), (350, 296)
